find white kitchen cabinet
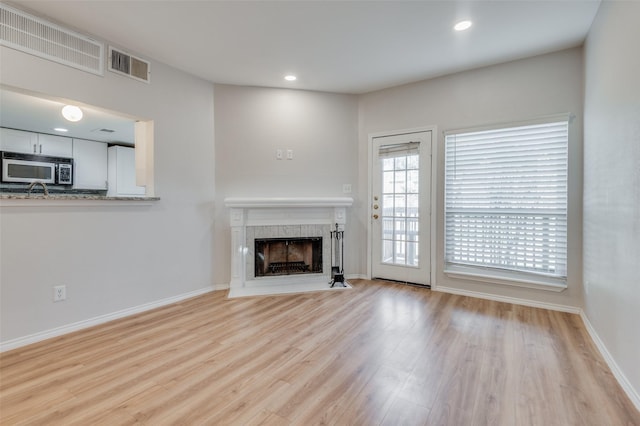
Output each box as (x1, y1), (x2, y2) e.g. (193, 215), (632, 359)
(73, 138), (108, 190)
(37, 133), (73, 157)
(0, 128), (38, 153)
(107, 145), (145, 196)
(0, 128), (72, 157)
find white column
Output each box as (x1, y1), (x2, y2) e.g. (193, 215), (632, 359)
(229, 208), (246, 289)
(334, 207), (347, 231)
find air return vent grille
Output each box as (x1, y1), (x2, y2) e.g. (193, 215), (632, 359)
(108, 46), (150, 83)
(0, 3), (104, 75)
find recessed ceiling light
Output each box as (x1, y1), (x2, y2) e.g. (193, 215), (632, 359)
(53, 128), (68, 132)
(284, 75), (297, 81)
(61, 105), (83, 122)
(454, 20), (473, 31)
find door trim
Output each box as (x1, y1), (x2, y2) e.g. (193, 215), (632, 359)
(367, 126), (438, 287)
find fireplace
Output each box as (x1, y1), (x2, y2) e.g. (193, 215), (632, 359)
(255, 237), (323, 277)
(224, 197), (353, 297)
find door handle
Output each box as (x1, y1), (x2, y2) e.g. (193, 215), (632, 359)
(373, 214), (379, 219)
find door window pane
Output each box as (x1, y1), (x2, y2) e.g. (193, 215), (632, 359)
(406, 242), (419, 266)
(382, 240), (394, 263)
(407, 170), (419, 193)
(394, 194), (406, 217)
(382, 218), (394, 240)
(383, 171), (395, 193)
(407, 218), (419, 241)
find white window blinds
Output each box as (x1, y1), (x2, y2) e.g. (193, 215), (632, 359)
(444, 119), (568, 280)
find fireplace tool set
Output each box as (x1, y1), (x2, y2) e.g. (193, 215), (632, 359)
(329, 223), (347, 287)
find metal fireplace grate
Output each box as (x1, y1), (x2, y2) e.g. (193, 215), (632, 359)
(255, 237), (322, 277)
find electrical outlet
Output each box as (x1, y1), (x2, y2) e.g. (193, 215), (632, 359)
(342, 184), (352, 193)
(53, 285), (66, 302)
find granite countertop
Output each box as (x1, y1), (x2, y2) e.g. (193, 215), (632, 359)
(0, 193), (160, 202)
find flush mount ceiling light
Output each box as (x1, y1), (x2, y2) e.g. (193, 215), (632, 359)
(61, 105), (83, 122)
(53, 127), (68, 132)
(284, 75), (297, 81)
(454, 20), (473, 31)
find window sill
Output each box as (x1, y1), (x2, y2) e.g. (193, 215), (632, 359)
(444, 264), (567, 292)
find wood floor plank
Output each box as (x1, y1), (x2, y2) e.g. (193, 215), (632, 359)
(1, 279), (638, 425)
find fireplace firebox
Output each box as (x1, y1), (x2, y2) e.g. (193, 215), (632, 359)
(255, 237), (323, 277)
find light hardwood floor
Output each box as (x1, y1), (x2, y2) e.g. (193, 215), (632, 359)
(1, 279), (638, 425)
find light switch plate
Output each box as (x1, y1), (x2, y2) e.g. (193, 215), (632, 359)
(276, 149), (283, 160)
(286, 149), (293, 160)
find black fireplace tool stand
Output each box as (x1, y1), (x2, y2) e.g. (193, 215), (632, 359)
(329, 223), (347, 288)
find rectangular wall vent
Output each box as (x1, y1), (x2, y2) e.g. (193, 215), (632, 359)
(0, 3), (104, 75)
(108, 46), (150, 83)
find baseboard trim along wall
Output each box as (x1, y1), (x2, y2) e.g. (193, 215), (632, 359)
(434, 285), (640, 411)
(0, 286), (216, 353)
(346, 274), (368, 281)
(579, 311), (640, 411)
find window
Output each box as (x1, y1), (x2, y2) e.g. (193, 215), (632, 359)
(380, 142), (420, 267)
(444, 117), (569, 289)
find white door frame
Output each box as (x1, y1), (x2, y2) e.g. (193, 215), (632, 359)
(367, 126), (438, 286)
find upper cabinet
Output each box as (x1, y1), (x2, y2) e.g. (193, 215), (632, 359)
(0, 128), (72, 157)
(37, 133), (73, 157)
(0, 128), (37, 153)
(73, 138), (108, 190)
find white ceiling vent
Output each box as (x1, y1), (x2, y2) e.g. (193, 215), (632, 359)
(108, 46), (150, 83)
(0, 3), (104, 75)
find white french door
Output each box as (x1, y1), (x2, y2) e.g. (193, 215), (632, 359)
(371, 131), (432, 285)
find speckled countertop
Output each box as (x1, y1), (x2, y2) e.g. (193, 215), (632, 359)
(0, 193), (160, 202)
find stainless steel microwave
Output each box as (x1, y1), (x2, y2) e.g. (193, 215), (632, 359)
(1, 151), (73, 185)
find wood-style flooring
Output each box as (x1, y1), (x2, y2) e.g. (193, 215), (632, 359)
(1, 279), (638, 425)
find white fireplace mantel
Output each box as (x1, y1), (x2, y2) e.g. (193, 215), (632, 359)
(224, 197), (354, 209)
(224, 197), (353, 297)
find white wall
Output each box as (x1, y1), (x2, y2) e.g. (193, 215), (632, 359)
(584, 1), (640, 403)
(212, 85), (359, 286)
(358, 48), (584, 308)
(0, 45), (216, 343)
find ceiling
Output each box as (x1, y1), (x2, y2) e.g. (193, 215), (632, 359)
(12, 0), (601, 95)
(1, 1), (600, 144)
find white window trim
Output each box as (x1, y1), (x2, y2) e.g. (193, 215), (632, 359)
(445, 113), (573, 137)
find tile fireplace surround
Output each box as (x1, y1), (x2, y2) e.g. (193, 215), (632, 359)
(224, 197), (354, 298)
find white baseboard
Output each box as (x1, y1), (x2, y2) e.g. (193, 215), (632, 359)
(433, 285), (581, 314)
(579, 311), (640, 411)
(346, 274), (367, 280)
(0, 286), (216, 353)
(213, 282), (230, 291)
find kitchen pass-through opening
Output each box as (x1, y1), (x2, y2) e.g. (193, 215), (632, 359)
(255, 237), (323, 277)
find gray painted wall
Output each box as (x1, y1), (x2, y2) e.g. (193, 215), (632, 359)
(584, 0), (640, 401)
(0, 45), (216, 342)
(212, 84), (359, 286)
